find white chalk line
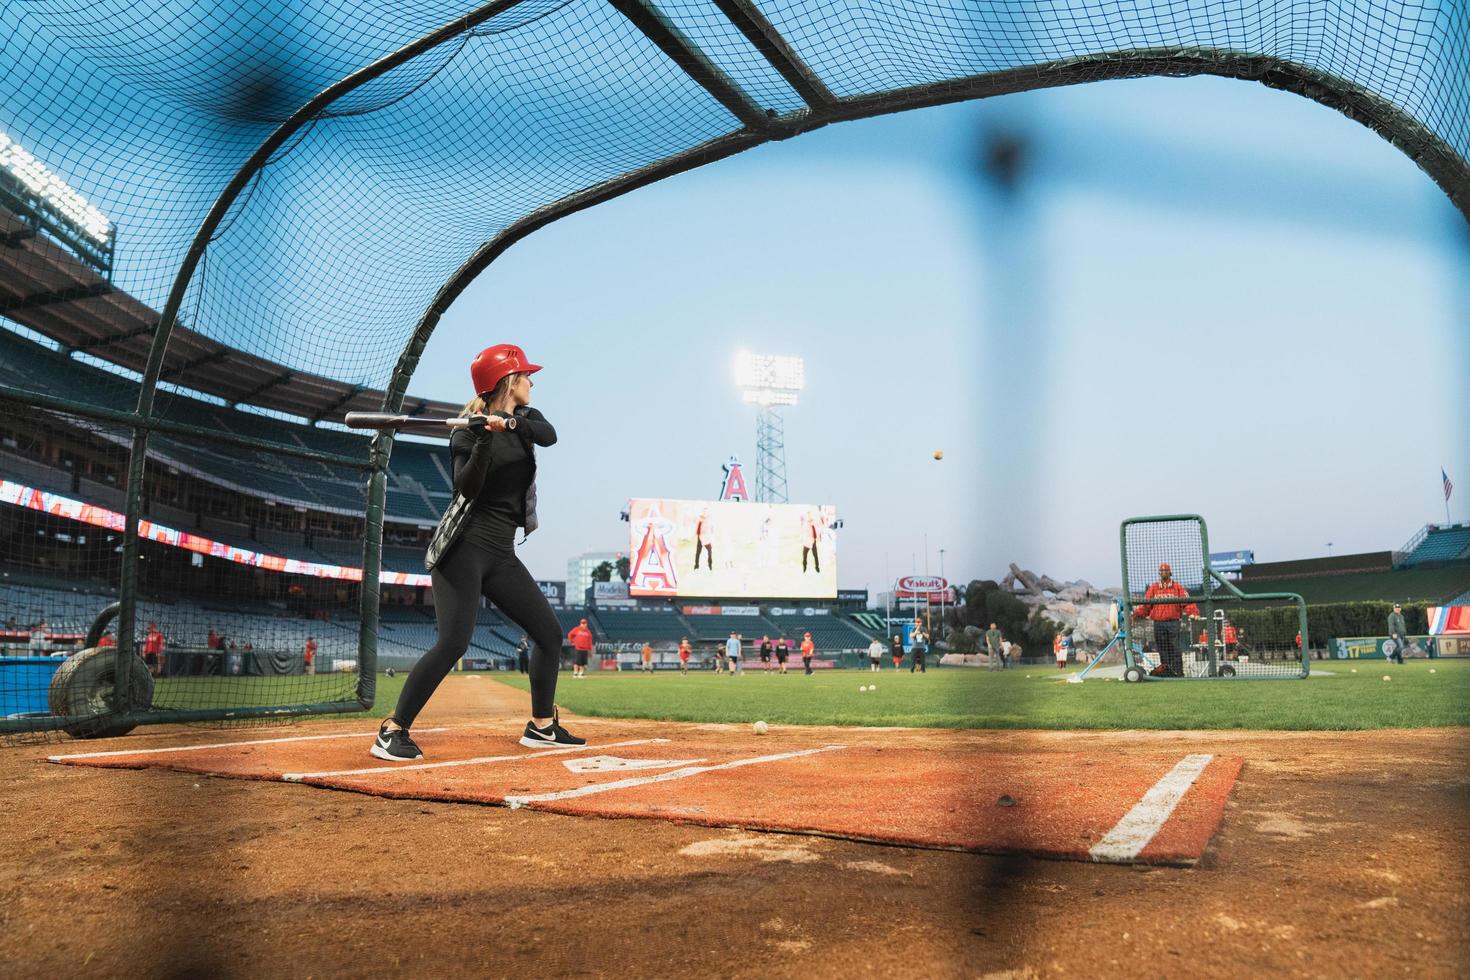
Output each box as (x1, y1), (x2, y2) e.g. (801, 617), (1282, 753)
(281, 737), (669, 781)
(1089, 753), (1214, 863)
(47, 728), (451, 763)
(505, 744), (848, 809)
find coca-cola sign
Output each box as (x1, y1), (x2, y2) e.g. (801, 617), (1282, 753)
(895, 575), (949, 596)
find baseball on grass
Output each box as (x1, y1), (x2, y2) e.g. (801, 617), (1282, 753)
(859, 685), (868, 692)
(1382, 675), (1391, 681)
(1430, 668), (1436, 674)
(869, 684), (876, 691)
(753, 720), (768, 735)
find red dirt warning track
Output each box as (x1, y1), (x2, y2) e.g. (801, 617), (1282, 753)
(50, 722), (1241, 865)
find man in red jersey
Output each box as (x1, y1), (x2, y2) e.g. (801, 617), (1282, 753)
(1132, 563), (1199, 677)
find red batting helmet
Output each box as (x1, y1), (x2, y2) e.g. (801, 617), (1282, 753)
(1159, 562), (1172, 574)
(470, 344), (542, 396)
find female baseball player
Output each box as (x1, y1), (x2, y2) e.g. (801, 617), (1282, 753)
(372, 344), (583, 761)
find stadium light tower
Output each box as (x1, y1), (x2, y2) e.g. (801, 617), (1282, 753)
(735, 351), (803, 504)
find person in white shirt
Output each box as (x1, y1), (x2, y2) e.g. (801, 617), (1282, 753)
(867, 637), (884, 671)
(725, 631), (742, 675)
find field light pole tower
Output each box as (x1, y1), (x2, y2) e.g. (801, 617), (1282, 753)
(735, 352), (804, 504)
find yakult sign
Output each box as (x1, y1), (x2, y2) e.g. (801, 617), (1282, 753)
(894, 575), (950, 600)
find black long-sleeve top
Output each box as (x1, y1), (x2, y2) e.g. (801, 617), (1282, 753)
(448, 406), (556, 528)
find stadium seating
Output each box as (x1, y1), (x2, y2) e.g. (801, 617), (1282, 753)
(593, 609), (690, 644)
(0, 327), (450, 525)
(765, 612), (877, 651)
(1399, 525), (1470, 566)
(682, 613), (778, 642)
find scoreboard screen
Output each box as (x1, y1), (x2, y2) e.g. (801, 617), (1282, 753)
(627, 498), (837, 599)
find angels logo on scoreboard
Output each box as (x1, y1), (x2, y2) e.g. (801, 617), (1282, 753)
(719, 456), (749, 502)
(629, 502), (679, 595)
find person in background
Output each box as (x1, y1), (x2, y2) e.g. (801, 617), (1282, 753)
(800, 631), (815, 675)
(1054, 630), (1067, 670)
(304, 636), (317, 675)
(641, 641), (654, 673)
(677, 636), (692, 675)
(567, 617), (594, 679)
(1000, 638), (1013, 668)
(759, 634), (773, 672)
(985, 622), (1003, 671)
(1132, 562), (1199, 677)
(711, 641), (725, 674)
(775, 636), (790, 674)
(910, 623), (928, 673)
(725, 631), (742, 675)
(891, 633), (904, 671)
(207, 627), (219, 652)
(1386, 602), (1408, 664)
(143, 622), (165, 677)
(28, 619), (47, 657)
(516, 634), (530, 674)
(867, 636), (884, 671)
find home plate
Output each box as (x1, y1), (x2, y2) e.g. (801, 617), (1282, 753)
(564, 755), (705, 773)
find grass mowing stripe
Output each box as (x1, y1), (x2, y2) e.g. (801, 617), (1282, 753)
(491, 661), (1470, 731)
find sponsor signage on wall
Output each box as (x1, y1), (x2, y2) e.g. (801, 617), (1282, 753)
(592, 581), (635, 607)
(1330, 635), (1443, 660)
(1209, 550), (1255, 573)
(837, 589), (869, 604)
(894, 575), (949, 599)
(536, 580), (565, 606)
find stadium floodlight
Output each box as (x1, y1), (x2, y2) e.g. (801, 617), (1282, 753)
(0, 131), (113, 245)
(735, 351), (804, 407)
(735, 351), (803, 503)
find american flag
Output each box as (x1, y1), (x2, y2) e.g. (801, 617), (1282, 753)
(1445, 468), (1455, 502)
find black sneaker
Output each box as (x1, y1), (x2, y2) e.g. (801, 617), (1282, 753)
(370, 720), (423, 762)
(518, 706), (586, 749)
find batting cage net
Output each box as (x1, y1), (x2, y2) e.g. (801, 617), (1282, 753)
(4, 0), (1460, 736)
(1120, 515), (1308, 680)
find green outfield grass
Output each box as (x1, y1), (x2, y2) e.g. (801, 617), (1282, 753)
(490, 659), (1470, 731)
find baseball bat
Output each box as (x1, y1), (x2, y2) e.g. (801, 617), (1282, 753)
(343, 412), (516, 431)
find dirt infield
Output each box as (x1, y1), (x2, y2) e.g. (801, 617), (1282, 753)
(3, 676), (1468, 978)
(48, 723), (1243, 865)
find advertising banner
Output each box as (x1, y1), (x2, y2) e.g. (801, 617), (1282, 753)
(627, 498), (837, 599)
(1428, 606), (1470, 635)
(894, 575), (949, 599)
(837, 589), (869, 604)
(536, 580), (565, 606)
(1329, 635), (1440, 660)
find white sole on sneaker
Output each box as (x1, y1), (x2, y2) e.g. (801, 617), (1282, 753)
(519, 735), (584, 749)
(369, 741), (422, 762)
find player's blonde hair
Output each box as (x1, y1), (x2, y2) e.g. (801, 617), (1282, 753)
(461, 372), (520, 416)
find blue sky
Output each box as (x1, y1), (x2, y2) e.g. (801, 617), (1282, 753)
(413, 73), (1468, 595)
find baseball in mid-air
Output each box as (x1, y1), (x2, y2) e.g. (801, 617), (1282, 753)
(933, 450), (944, 460)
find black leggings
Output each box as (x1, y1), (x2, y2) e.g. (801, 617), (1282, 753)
(394, 513), (560, 725)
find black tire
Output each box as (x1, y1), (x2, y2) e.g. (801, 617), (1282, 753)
(47, 647), (154, 739)
(1123, 666), (1145, 683)
(1219, 665), (1237, 678)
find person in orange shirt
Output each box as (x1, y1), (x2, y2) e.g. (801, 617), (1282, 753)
(304, 636), (317, 675)
(677, 637), (692, 675)
(142, 622), (165, 677)
(800, 632), (815, 675)
(1132, 562), (1200, 677)
(567, 618), (594, 678)
(641, 641), (654, 673)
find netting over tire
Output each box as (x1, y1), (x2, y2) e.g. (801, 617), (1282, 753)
(0, 0), (1462, 732)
